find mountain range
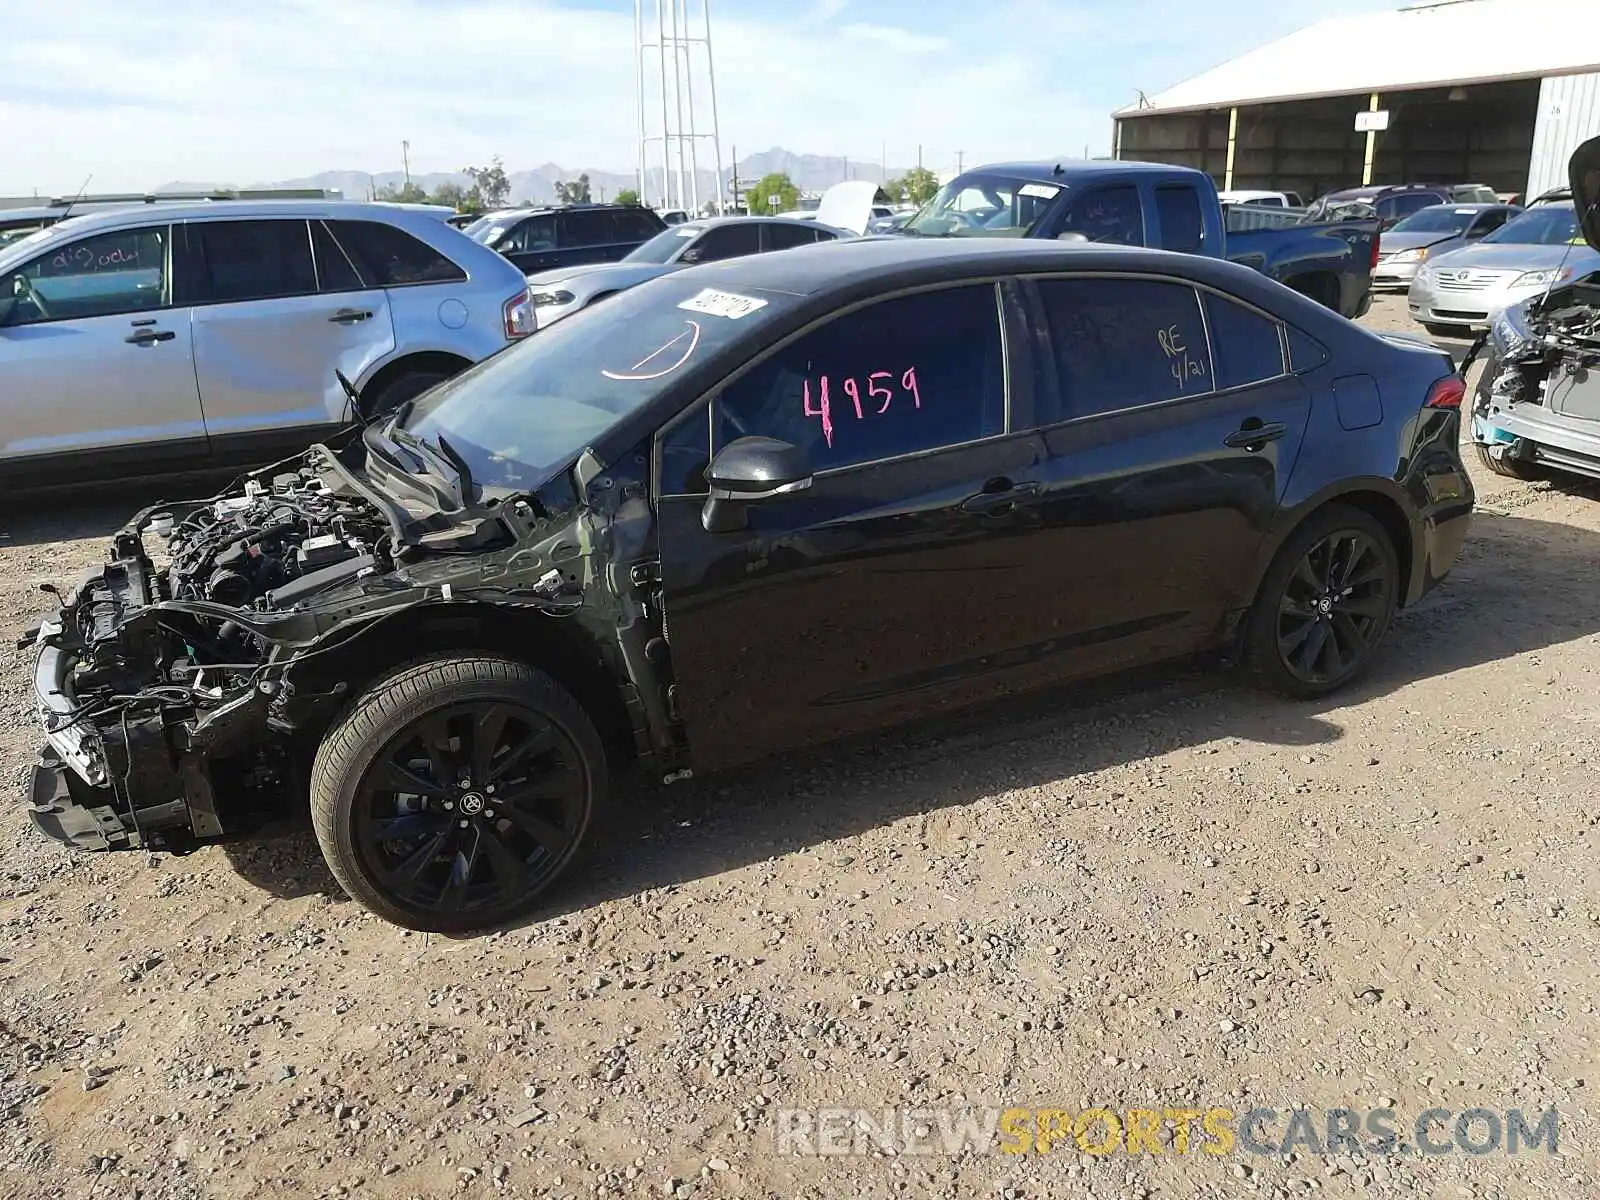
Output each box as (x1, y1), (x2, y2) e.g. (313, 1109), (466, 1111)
(156, 147), (925, 206)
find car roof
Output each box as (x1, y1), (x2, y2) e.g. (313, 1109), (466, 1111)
(677, 236), (1257, 297)
(17, 199), (460, 239)
(966, 159), (1195, 185)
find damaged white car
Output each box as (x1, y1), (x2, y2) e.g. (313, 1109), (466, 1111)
(1469, 135), (1600, 481)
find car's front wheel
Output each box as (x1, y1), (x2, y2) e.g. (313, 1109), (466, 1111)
(1243, 505), (1400, 699)
(310, 656), (607, 933)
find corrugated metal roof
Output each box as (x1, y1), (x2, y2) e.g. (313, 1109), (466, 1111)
(1116, 0), (1600, 116)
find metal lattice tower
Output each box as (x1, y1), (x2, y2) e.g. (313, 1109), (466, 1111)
(634, 0), (724, 215)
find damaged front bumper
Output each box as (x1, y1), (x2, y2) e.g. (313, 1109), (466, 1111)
(1472, 283), (1600, 480)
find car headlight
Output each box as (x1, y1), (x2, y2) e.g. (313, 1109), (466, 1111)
(1510, 267), (1574, 289)
(1389, 247), (1426, 263)
(531, 289), (575, 307)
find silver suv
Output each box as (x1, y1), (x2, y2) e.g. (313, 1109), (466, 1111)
(0, 201), (536, 492)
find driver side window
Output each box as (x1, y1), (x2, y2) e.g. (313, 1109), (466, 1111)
(711, 284), (1007, 475)
(3, 226), (169, 326)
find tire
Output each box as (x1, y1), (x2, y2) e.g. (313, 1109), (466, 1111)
(362, 369), (451, 421)
(1472, 440), (1543, 481)
(1422, 322), (1465, 339)
(310, 655), (608, 933)
(1242, 505), (1400, 700)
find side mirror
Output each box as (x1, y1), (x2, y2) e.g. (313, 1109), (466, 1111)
(700, 436), (812, 533)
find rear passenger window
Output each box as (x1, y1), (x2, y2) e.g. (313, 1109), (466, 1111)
(765, 222), (818, 251)
(713, 284), (1006, 473)
(328, 220), (467, 286)
(562, 210), (618, 246)
(614, 210), (664, 241)
(1058, 185), (1144, 245)
(311, 221), (363, 292)
(193, 220), (317, 304)
(1202, 292), (1285, 389)
(1155, 186), (1204, 253)
(1287, 326), (1328, 372)
(1036, 278), (1211, 419)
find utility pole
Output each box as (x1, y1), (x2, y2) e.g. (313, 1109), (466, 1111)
(955, 150), (964, 174)
(843, 155), (849, 182)
(402, 141), (411, 188)
(917, 144), (923, 171)
(730, 143), (739, 212)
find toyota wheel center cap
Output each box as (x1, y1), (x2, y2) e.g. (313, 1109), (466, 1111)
(459, 792), (485, 815)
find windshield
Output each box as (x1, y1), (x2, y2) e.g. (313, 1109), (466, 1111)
(467, 216), (519, 247)
(401, 277), (796, 493)
(1389, 206), (1478, 234)
(904, 175), (1062, 238)
(1482, 204), (1581, 246)
(624, 225), (701, 264)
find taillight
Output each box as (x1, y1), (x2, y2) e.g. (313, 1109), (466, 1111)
(1371, 236), (1381, 269)
(503, 288), (536, 339)
(1425, 375), (1465, 409)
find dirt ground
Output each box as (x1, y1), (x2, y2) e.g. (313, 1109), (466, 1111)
(1, 295), (1596, 1200)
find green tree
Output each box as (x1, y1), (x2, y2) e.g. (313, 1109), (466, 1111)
(428, 182), (468, 211)
(555, 173), (593, 205)
(894, 166), (940, 206)
(462, 156), (511, 212)
(748, 172), (800, 214)
(615, 188), (641, 207)
(375, 181), (429, 203)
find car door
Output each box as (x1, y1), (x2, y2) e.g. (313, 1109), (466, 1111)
(1014, 273), (1312, 676)
(499, 214), (561, 274)
(0, 222), (207, 486)
(654, 281), (1050, 769)
(184, 217), (397, 461)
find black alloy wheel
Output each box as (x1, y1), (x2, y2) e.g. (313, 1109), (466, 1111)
(311, 657), (607, 932)
(1245, 505), (1399, 699)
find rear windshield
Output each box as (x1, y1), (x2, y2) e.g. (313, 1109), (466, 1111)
(1482, 204), (1582, 246)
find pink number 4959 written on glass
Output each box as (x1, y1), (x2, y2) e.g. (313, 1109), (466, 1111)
(802, 367), (922, 449)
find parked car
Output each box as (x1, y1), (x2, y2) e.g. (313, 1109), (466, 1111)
(20, 237), (1473, 932)
(1306, 184), (1496, 229)
(1372, 203), (1521, 290)
(1217, 189), (1305, 208)
(896, 159), (1378, 319)
(1466, 134), (1600, 482)
(465, 203), (667, 275)
(0, 201), (536, 493)
(659, 209), (692, 226)
(1407, 197), (1600, 336)
(524, 216), (852, 326)
(867, 211), (916, 234)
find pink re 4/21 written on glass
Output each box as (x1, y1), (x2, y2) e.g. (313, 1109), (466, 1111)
(803, 368), (922, 448)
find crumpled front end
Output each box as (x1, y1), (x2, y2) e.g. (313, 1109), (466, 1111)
(1471, 277), (1600, 479)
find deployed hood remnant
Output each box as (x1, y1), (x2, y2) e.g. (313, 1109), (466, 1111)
(1570, 133), (1600, 252)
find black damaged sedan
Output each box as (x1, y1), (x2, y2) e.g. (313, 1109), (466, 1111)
(22, 239), (1474, 932)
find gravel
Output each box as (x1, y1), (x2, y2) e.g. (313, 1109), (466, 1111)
(0, 298), (1594, 1197)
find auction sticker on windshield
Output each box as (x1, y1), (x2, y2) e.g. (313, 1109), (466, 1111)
(678, 288), (769, 319)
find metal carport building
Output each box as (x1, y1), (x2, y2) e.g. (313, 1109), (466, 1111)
(1113, 0), (1600, 203)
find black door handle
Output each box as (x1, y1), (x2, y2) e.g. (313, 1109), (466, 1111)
(960, 480), (1041, 515)
(124, 329), (176, 345)
(1223, 420), (1288, 450)
(329, 308), (373, 324)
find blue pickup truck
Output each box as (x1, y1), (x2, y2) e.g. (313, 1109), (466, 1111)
(897, 159), (1379, 320)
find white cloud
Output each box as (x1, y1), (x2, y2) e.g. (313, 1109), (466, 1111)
(0, 0), (1109, 193)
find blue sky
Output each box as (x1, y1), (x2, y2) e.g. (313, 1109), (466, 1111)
(2, 0), (1400, 194)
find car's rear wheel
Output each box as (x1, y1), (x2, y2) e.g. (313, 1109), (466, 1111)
(310, 656), (607, 933)
(1243, 505), (1399, 699)
(1472, 440), (1543, 480)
